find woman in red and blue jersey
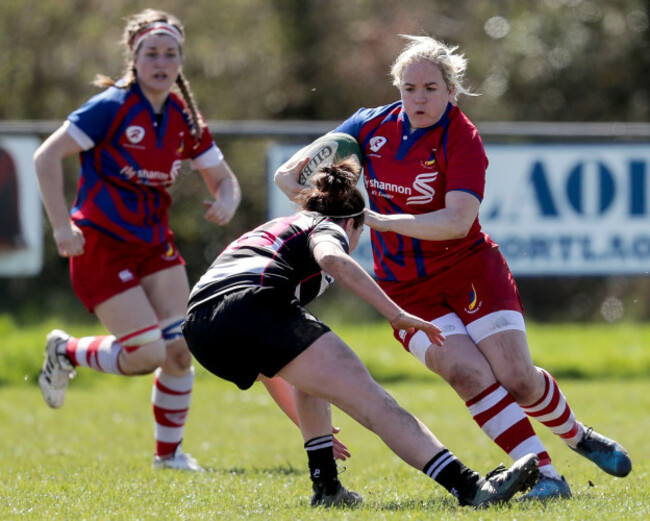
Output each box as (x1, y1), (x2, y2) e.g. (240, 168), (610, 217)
(33, 9), (240, 471)
(275, 35), (631, 499)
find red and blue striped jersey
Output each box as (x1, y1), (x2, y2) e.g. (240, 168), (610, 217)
(66, 82), (221, 244)
(334, 101), (491, 282)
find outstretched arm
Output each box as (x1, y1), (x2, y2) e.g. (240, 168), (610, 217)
(313, 242), (445, 345)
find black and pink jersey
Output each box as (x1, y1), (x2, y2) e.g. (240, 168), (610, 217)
(65, 82), (222, 244)
(187, 212), (349, 312)
(334, 101), (492, 282)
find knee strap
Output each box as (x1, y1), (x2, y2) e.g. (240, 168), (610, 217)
(118, 325), (162, 353)
(160, 316), (185, 345)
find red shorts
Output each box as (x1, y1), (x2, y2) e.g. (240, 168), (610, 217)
(70, 227), (186, 312)
(380, 243), (523, 345)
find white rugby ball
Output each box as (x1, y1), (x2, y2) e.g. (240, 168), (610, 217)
(294, 132), (363, 185)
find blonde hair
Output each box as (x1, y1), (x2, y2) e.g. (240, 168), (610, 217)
(93, 9), (205, 141)
(390, 35), (477, 102)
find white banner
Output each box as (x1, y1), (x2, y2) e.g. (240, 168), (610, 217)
(482, 144), (650, 275)
(268, 142), (650, 276)
(0, 136), (43, 276)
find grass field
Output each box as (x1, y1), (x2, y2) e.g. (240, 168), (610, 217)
(0, 315), (648, 520)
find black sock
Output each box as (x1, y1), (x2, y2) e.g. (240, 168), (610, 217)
(422, 449), (480, 501)
(304, 435), (339, 495)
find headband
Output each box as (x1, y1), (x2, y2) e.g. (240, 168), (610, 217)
(326, 209), (365, 219)
(131, 22), (184, 52)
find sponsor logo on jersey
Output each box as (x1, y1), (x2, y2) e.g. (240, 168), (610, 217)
(406, 172), (438, 205)
(464, 283), (482, 314)
(170, 159), (182, 182)
(366, 177), (413, 196)
(369, 136), (387, 153)
(366, 171), (439, 204)
(126, 126), (146, 144)
(120, 165), (177, 186)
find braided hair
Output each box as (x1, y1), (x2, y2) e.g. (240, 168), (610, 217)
(93, 9), (205, 143)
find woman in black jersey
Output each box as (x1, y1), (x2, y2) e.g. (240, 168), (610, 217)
(182, 159), (539, 509)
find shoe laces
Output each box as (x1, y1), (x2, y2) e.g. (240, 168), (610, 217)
(484, 464), (507, 480)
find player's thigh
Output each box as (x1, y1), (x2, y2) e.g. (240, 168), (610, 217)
(278, 332), (381, 408)
(140, 264), (190, 319)
(95, 285), (159, 337)
(425, 333), (497, 400)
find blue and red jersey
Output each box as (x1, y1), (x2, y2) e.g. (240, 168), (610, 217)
(66, 82), (221, 244)
(334, 101), (492, 282)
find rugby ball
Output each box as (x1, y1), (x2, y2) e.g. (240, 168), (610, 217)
(295, 132), (363, 185)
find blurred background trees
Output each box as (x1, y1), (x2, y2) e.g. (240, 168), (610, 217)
(1, 0), (649, 323)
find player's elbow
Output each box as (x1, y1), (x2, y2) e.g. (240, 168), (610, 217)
(446, 219), (473, 239)
(316, 251), (350, 281)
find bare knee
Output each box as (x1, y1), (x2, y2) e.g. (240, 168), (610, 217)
(501, 369), (544, 404)
(443, 364), (495, 399)
(162, 340), (193, 372)
(121, 342), (166, 375)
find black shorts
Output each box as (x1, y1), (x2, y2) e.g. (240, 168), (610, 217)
(182, 286), (330, 390)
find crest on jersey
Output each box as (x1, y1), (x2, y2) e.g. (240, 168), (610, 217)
(422, 148), (437, 168)
(177, 131), (184, 154)
(126, 125), (146, 144)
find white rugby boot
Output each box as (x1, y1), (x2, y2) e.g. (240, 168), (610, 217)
(38, 329), (76, 408)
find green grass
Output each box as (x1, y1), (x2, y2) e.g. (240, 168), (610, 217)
(0, 314), (648, 520)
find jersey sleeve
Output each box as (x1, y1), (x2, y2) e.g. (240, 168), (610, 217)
(308, 219), (350, 256)
(333, 103), (402, 140)
(190, 143), (224, 169)
(444, 117), (489, 201)
(188, 119), (221, 162)
(67, 89), (121, 148)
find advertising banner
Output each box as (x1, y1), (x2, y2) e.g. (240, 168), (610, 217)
(0, 136), (43, 276)
(483, 144), (650, 275)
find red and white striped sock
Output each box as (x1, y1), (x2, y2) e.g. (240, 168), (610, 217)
(65, 335), (125, 375)
(152, 367), (194, 457)
(467, 383), (560, 478)
(521, 368), (584, 448)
